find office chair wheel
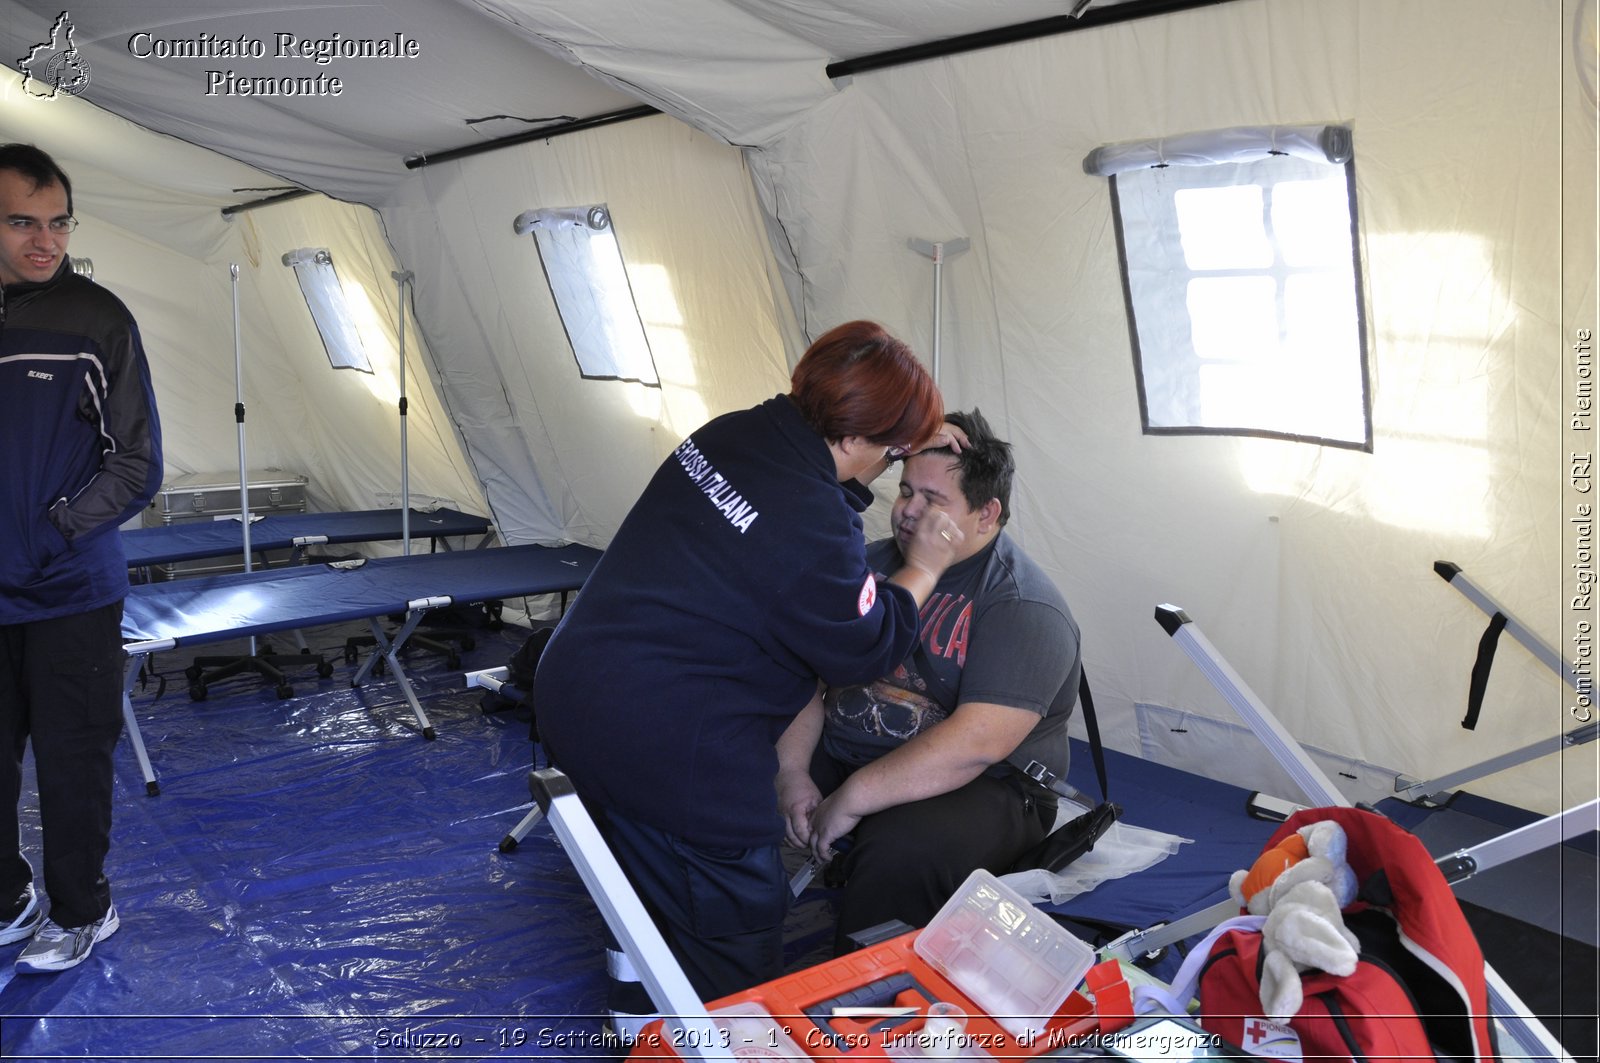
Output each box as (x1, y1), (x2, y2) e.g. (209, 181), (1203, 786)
(189, 681), (208, 701)
(185, 664), (202, 681)
(275, 683), (294, 700)
(316, 661), (334, 679)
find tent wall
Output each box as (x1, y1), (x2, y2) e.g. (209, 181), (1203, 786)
(1, 2), (1588, 814)
(0, 70), (485, 532)
(224, 198), (487, 519)
(740, 0), (1584, 812)
(378, 114), (796, 547)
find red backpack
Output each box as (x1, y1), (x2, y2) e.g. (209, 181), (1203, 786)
(1157, 808), (1499, 1061)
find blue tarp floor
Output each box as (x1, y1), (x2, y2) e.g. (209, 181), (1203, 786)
(2, 617), (1591, 1060)
(0, 619), (835, 1061)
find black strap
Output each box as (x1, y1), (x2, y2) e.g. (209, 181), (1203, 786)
(1464, 612), (1507, 730)
(1080, 669), (1109, 802)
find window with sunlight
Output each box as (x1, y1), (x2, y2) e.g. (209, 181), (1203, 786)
(1089, 125), (1371, 449)
(281, 248), (374, 373)
(513, 204), (659, 387)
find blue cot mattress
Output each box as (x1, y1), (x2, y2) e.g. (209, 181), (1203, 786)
(122, 507), (492, 566)
(122, 542), (600, 647)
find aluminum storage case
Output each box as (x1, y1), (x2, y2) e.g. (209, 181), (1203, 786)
(142, 469), (309, 580)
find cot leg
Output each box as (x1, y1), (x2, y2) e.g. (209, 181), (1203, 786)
(121, 653), (160, 796)
(354, 614), (437, 740)
(350, 620), (386, 686)
(498, 805), (545, 853)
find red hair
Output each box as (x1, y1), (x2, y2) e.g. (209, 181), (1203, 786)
(789, 321), (943, 446)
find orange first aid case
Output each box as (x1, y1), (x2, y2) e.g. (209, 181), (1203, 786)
(629, 927), (1134, 1060)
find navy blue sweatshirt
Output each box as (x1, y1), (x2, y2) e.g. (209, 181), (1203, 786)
(536, 395), (921, 847)
(0, 258), (163, 623)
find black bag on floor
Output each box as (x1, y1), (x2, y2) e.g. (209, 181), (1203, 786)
(478, 626), (554, 742)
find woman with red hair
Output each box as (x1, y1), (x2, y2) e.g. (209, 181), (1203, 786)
(536, 320), (964, 1030)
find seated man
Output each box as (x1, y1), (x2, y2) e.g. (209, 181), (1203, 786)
(776, 409), (1081, 953)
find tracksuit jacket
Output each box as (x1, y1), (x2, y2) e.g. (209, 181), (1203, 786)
(536, 394), (922, 848)
(0, 257), (163, 623)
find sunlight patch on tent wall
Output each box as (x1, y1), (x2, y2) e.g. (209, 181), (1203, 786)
(628, 262), (707, 433)
(337, 280), (405, 407)
(514, 205), (660, 387)
(282, 248), (374, 374)
(1087, 125), (1371, 450)
(1234, 232), (1497, 539)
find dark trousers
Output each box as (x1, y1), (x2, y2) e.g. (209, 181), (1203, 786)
(0, 601), (124, 928)
(811, 750), (1055, 955)
(591, 804), (789, 1003)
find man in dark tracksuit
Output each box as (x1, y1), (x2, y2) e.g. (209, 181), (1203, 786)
(0, 144), (163, 974)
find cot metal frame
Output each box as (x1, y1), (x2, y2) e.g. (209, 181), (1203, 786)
(465, 666), (546, 853)
(122, 595), (451, 795)
(1145, 603), (1577, 1063)
(523, 767), (723, 1060)
(1391, 562), (1600, 805)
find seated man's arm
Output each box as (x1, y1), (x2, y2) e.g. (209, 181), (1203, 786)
(776, 690), (826, 849)
(807, 699), (1038, 859)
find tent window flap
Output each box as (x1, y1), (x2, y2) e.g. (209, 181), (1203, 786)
(513, 205), (659, 387)
(1097, 125), (1371, 450)
(282, 248), (374, 374)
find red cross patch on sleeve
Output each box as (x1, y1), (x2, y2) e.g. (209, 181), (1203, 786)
(857, 573), (877, 616)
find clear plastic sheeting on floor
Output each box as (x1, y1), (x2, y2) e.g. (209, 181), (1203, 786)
(0, 621), (625, 1060)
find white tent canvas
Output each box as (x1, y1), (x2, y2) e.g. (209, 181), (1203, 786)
(0, 0), (1592, 815)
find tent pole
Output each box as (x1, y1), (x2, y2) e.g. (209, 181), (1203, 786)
(230, 263), (256, 655)
(908, 238), (968, 386)
(393, 270), (415, 555)
(825, 0), (1240, 79)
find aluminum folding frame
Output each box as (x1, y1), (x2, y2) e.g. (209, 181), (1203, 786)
(1150, 603), (1576, 1062)
(523, 767), (724, 1060)
(1396, 562), (1600, 804)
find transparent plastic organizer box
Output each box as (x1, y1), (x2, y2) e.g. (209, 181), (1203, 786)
(911, 868), (1096, 1041)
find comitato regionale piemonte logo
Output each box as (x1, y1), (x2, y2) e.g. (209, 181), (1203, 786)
(19, 11), (93, 98)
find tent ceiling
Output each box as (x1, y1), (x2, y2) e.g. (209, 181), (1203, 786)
(1, 0), (1169, 206)
(0, 0), (640, 202)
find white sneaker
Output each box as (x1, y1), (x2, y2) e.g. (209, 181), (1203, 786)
(0, 883), (42, 946)
(15, 904), (118, 974)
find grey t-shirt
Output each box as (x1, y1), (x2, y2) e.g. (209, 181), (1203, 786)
(820, 532), (1080, 779)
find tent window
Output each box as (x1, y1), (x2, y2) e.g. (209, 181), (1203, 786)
(281, 248), (374, 374)
(513, 204), (659, 387)
(1090, 125), (1371, 450)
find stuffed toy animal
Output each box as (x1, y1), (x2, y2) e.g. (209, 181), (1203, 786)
(1227, 819), (1361, 1020)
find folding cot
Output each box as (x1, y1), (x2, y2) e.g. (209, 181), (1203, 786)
(118, 542), (602, 794)
(121, 506), (495, 574)
(125, 507), (498, 696)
